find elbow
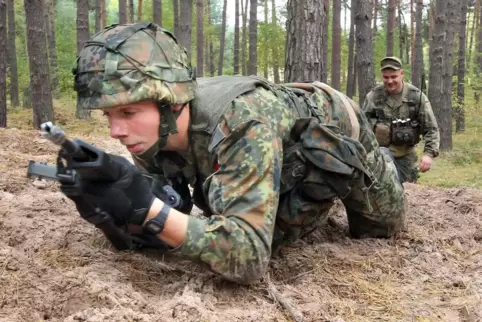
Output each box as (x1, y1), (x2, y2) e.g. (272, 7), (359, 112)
(226, 251), (270, 285)
(209, 241), (271, 285)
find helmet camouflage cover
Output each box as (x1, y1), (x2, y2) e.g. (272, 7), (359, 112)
(73, 22), (197, 110)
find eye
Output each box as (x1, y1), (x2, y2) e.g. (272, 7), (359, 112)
(121, 110), (136, 117)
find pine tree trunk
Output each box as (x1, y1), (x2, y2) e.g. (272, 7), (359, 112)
(355, 0), (375, 107)
(398, 4), (404, 61)
(241, 0), (248, 75)
(410, 0), (415, 67)
(178, 0), (193, 57)
(173, 0), (179, 36)
(373, 0), (378, 37)
(478, 0), (482, 72)
(95, 0), (101, 32)
(321, 0), (329, 83)
(129, 0), (134, 22)
(0, 0), (6, 127)
(101, 0), (106, 28)
(429, 0), (448, 150)
(346, 0), (356, 98)
(119, 0), (127, 23)
(387, 0), (396, 56)
(456, 0), (468, 133)
(271, 0), (280, 83)
(6, 0), (18, 107)
(46, 0), (59, 98)
(234, 0), (240, 75)
(196, 0), (203, 77)
(218, 0), (227, 75)
(412, 0), (424, 88)
(153, 0), (162, 25)
(77, 0), (90, 55)
(331, 0), (341, 89)
(24, 0), (55, 129)
(284, 0), (324, 82)
(247, 0), (258, 75)
(263, 0), (268, 79)
(137, 0), (143, 22)
(76, 0), (91, 120)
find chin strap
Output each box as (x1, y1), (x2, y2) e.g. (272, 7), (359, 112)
(136, 102), (188, 163)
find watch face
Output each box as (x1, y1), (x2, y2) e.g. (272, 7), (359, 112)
(145, 221), (162, 234)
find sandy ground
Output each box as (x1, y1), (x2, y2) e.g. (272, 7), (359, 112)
(0, 127), (481, 322)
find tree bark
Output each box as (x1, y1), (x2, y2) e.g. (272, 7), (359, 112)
(196, 0), (203, 77)
(248, 0), (258, 75)
(271, 0), (280, 83)
(178, 0), (193, 57)
(234, 0), (240, 75)
(76, 0), (91, 119)
(0, 0), (6, 127)
(101, 0), (106, 28)
(173, 0), (179, 36)
(331, 0), (341, 89)
(24, 0), (55, 129)
(410, 0), (415, 67)
(429, 0), (448, 150)
(478, 0), (482, 72)
(355, 0), (375, 107)
(263, 0), (268, 79)
(46, 0), (59, 98)
(456, 0), (468, 133)
(284, 0), (324, 82)
(387, 0), (396, 56)
(346, 0), (356, 98)
(321, 0), (329, 83)
(129, 0), (134, 22)
(373, 0), (378, 37)
(241, 0), (248, 75)
(6, 0), (18, 107)
(218, 0), (227, 75)
(153, 0), (162, 26)
(119, 0), (127, 23)
(412, 0), (424, 88)
(77, 0), (90, 55)
(398, 3), (404, 61)
(95, 0), (101, 32)
(137, 0), (143, 22)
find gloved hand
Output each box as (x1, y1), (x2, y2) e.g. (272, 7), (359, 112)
(61, 154), (156, 226)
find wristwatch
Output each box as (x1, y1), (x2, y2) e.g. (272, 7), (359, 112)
(144, 204), (171, 235)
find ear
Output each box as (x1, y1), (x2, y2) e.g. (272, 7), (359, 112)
(400, 69), (405, 77)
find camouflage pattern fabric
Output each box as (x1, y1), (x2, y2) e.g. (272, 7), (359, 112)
(73, 23), (197, 110)
(140, 80), (406, 284)
(362, 82), (440, 160)
(393, 149), (419, 183)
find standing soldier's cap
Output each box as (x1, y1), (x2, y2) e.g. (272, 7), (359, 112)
(380, 56), (403, 71)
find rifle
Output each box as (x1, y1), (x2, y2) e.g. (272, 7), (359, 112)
(26, 122), (184, 250)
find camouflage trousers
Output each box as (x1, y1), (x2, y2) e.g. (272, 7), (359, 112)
(274, 106), (406, 250)
(393, 149), (419, 183)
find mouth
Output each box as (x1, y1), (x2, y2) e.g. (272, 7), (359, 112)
(126, 143), (143, 154)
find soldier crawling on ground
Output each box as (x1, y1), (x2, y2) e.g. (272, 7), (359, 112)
(60, 23), (407, 284)
(362, 56), (440, 183)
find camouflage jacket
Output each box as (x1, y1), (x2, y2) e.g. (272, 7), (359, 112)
(135, 76), (372, 283)
(362, 82), (440, 158)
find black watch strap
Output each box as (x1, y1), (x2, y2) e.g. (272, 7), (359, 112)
(144, 204), (171, 235)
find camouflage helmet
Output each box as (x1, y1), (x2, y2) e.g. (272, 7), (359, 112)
(73, 22), (197, 110)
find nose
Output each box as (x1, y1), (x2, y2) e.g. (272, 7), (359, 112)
(109, 119), (128, 139)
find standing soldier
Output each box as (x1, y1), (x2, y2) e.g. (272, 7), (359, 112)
(363, 57), (440, 183)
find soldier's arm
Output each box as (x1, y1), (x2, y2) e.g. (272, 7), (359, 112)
(143, 116), (281, 284)
(419, 94), (440, 158)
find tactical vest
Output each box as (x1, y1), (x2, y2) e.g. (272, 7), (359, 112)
(371, 83), (423, 148)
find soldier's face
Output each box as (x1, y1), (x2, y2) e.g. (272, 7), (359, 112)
(104, 100), (190, 155)
(104, 100), (161, 155)
(382, 69), (404, 94)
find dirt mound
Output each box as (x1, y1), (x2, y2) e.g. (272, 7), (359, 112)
(1, 128), (481, 321)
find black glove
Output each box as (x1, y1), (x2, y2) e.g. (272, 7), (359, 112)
(61, 154), (155, 226)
